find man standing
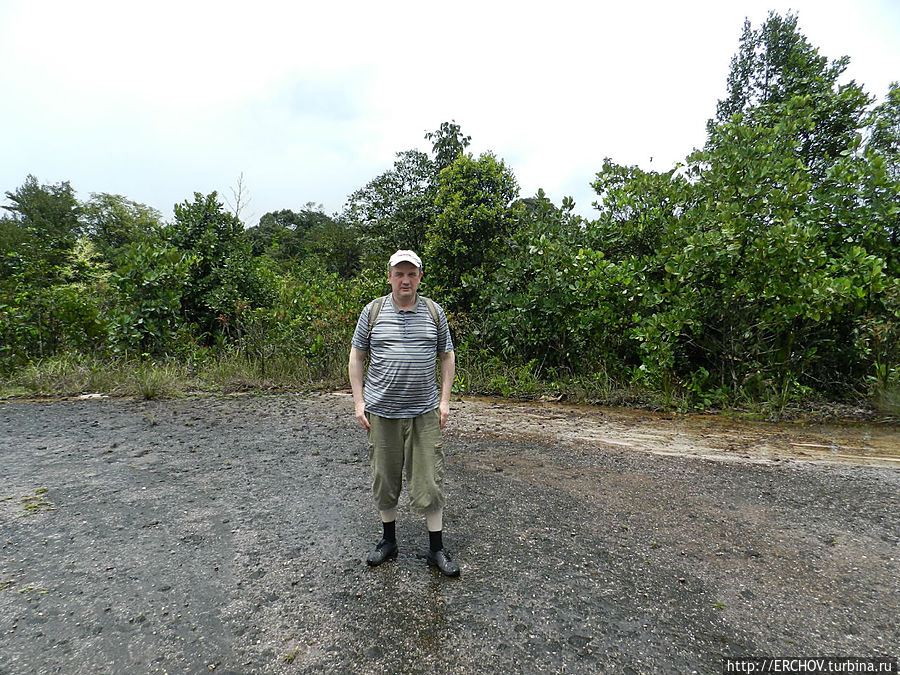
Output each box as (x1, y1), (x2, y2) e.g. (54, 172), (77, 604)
(348, 250), (459, 577)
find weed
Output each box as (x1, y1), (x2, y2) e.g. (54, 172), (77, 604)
(133, 362), (183, 399)
(17, 584), (48, 595)
(874, 384), (900, 422)
(283, 647), (303, 663)
(21, 489), (54, 515)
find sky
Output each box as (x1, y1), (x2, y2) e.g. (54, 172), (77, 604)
(1, 0), (898, 225)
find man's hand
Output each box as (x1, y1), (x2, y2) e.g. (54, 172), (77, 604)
(355, 401), (370, 430)
(438, 350), (455, 430)
(348, 347), (369, 430)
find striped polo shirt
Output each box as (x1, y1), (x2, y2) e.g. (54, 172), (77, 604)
(351, 295), (454, 418)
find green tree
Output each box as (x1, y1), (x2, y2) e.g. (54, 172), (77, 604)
(80, 193), (164, 263)
(711, 11), (871, 182)
(478, 191), (629, 372)
(107, 240), (194, 355)
(245, 204), (362, 277)
(425, 119), (472, 172)
(304, 216), (363, 278)
(0, 215), (28, 275)
(868, 82), (900, 181)
(1, 175), (81, 285)
(648, 109), (892, 398)
(425, 151), (519, 310)
(343, 149), (436, 259)
(581, 13), (900, 405)
(246, 205), (333, 260)
(0, 176), (103, 365)
(342, 121), (474, 264)
(866, 83), (900, 271)
(165, 192), (273, 340)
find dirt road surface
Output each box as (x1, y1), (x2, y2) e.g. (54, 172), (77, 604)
(1, 393), (898, 674)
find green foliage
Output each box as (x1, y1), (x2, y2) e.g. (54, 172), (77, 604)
(425, 151), (519, 310)
(231, 263), (384, 382)
(1, 20), (898, 415)
(165, 192), (274, 340)
(343, 149), (436, 259)
(0, 216), (28, 271)
(0, 177), (109, 369)
(2, 175), (81, 286)
(246, 205), (331, 259)
(304, 216), (364, 278)
(866, 82), (900, 274)
(107, 239), (194, 356)
(81, 193), (164, 263)
(0, 282), (107, 370)
(341, 121), (473, 265)
(425, 119), (472, 171)
(714, 11), (857, 122)
(479, 191), (629, 373)
(711, 11), (871, 183)
(582, 17), (898, 408)
(473, 12), (898, 411)
(868, 82), (900, 181)
(245, 205), (362, 278)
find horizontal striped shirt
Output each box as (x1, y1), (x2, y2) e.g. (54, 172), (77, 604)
(351, 295), (454, 418)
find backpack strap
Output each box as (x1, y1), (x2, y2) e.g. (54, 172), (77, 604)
(367, 294), (389, 335)
(419, 295), (441, 328)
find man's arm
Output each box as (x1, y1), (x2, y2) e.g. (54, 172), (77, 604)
(349, 347), (369, 430)
(439, 350), (455, 429)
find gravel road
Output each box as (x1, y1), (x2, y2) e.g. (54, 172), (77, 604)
(1, 393), (898, 674)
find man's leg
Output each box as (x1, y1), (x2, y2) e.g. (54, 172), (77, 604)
(408, 410), (459, 577)
(380, 507), (397, 545)
(425, 509), (442, 533)
(425, 507), (458, 576)
(426, 508), (443, 552)
(366, 415), (403, 566)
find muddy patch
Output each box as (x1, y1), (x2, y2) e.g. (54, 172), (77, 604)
(444, 395), (900, 467)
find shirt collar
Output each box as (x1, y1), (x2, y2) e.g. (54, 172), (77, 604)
(390, 294), (420, 313)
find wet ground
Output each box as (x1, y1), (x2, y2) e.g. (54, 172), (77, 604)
(1, 392), (898, 674)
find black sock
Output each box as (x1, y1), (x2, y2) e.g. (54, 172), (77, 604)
(429, 530), (443, 552)
(382, 520), (396, 543)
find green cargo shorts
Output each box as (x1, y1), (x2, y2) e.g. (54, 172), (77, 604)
(367, 409), (445, 514)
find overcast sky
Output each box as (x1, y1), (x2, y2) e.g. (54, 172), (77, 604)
(1, 0), (898, 225)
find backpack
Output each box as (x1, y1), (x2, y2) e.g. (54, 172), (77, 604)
(367, 294), (440, 334)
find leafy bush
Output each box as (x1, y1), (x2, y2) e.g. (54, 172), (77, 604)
(107, 240), (194, 356)
(232, 264), (384, 382)
(477, 192), (635, 377)
(165, 192), (275, 340)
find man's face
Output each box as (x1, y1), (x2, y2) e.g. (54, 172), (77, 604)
(388, 261), (423, 302)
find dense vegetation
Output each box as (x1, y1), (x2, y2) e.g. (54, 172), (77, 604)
(2, 13), (898, 417)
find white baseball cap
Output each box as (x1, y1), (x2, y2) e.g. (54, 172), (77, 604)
(389, 249), (422, 269)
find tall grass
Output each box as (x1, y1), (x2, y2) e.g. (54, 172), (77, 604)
(452, 346), (651, 406)
(875, 385), (900, 422)
(198, 350), (346, 392)
(1, 348), (891, 423)
(1, 348), (351, 399)
(5, 354), (191, 399)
